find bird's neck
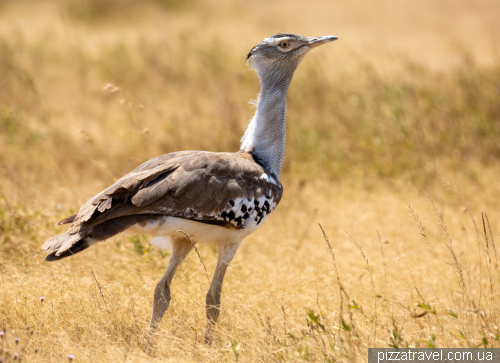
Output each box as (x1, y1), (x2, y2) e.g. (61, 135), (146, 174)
(240, 73), (293, 180)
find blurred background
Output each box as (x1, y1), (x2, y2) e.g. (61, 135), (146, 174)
(1, 0), (500, 361)
(1, 0), (499, 199)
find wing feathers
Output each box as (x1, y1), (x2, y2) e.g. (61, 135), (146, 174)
(57, 214), (76, 225)
(131, 172), (172, 207)
(255, 186), (263, 199)
(226, 179), (242, 200)
(97, 197), (112, 212)
(43, 151), (283, 258)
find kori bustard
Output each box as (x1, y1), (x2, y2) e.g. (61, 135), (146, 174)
(43, 33), (337, 342)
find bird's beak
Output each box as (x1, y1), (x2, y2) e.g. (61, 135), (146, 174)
(306, 35), (338, 48)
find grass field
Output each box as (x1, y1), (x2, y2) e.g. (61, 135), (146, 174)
(1, 0), (500, 361)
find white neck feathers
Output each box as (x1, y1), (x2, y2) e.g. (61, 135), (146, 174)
(240, 70), (293, 180)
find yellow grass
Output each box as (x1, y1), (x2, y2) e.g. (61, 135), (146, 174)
(1, 0), (500, 361)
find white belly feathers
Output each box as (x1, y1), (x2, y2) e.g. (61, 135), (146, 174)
(127, 214), (268, 250)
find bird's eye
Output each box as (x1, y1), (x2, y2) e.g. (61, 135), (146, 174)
(280, 41), (289, 48)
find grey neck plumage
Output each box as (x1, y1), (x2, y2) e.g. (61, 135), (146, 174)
(240, 67), (296, 180)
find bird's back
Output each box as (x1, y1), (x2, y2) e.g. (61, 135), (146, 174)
(43, 150), (283, 260)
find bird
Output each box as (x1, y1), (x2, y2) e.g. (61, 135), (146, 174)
(42, 33), (337, 343)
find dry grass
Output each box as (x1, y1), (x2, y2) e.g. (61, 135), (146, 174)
(1, 0), (500, 361)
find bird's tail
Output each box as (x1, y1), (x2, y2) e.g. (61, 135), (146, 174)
(42, 215), (152, 262)
(42, 233), (97, 261)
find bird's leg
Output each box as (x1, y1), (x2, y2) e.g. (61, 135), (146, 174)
(148, 237), (193, 336)
(205, 242), (241, 344)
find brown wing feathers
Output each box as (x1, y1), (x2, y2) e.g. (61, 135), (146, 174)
(57, 214), (76, 225)
(43, 151), (283, 259)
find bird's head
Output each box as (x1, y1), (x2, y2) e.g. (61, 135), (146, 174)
(247, 33), (338, 80)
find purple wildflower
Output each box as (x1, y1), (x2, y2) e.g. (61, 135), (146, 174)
(40, 296), (46, 302)
(68, 353), (75, 361)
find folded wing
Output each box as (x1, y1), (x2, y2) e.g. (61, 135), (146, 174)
(43, 151), (282, 259)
